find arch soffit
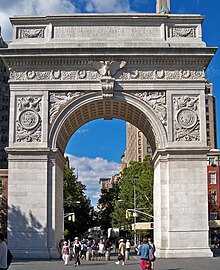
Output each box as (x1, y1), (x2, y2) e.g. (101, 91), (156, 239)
(49, 92), (167, 153)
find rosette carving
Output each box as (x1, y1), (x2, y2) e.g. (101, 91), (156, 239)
(173, 95), (200, 141)
(16, 96), (42, 142)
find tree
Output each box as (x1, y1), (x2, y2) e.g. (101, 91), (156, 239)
(63, 166), (93, 239)
(97, 182), (119, 235)
(111, 157), (153, 228)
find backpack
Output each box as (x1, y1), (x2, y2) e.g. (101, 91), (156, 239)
(148, 247), (156, 262)
(7, 249), (13, 269)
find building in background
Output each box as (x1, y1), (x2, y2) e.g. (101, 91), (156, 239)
(99, 174), (119, 194)
(207, 150), (220, 241)
(121, 122), (151, 169)
(205, 83), (217, 149)
(0, 28), (9, 169)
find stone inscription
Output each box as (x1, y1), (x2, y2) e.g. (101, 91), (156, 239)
(173, 95), (200, 141)
(53, 26), (161, 40)
(16, 96), (42, 142)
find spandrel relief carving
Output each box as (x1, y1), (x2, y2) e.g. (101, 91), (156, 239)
(134, 92), (167, 125)
(16, 96), (42, 142)
(173, 95), (200, 141)
(49, 92), (83, 123)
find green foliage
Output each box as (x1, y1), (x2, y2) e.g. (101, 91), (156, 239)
(111, 157), (153, 228)
(97, 182), (119, 234)
(63, 166), (93, 239)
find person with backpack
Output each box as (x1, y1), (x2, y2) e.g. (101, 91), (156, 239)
(137, 237), (151, 270)
(148, 238), (156, 270)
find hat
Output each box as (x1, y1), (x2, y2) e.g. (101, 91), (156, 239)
(119, 239), (124, 242)
(75, 237), (79, 240)
(64, 241), (67, 244)
(127, 239), (130, 242)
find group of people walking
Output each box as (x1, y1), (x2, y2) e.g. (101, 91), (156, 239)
(60, 236), (155, 269)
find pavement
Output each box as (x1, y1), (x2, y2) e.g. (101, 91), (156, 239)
(9, 249), (220, 270)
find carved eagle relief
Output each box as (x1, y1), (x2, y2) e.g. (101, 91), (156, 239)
(91, 61), (127, 77)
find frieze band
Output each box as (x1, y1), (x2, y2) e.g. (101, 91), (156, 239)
(10, 68), (205, 82)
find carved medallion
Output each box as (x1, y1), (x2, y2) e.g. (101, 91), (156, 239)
(19, 109), (40, 130)
(177, 109), (198, 129)
(173, 95), (200, 141)
(16, 96), (42, 142)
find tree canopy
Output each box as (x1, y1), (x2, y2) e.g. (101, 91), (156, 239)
(63, 166), (93, 239)
(111, 157), (153, 228)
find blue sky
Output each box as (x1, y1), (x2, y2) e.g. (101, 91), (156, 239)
(1, 0), (220, 205)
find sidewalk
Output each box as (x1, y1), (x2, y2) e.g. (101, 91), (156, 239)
(9, 249), (220, 270)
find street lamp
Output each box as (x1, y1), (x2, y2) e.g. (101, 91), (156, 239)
(132, 176), (138, 247)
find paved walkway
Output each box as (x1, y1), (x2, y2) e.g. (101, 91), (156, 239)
(9, 251), (220, 270)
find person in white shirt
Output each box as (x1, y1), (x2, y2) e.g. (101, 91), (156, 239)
(0, 232), (7, 270)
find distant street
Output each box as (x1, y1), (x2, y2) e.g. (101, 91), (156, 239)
(9, 250), (220, 270)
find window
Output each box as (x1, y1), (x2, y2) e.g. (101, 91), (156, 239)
(210, 191), (217, 205)
(209, 173), (216, 184)
(210, 212), (218, 220)
(206, 107), (209, 113)
(206, 115), (209, 121)
(207, 123), (210, 129)
(205, 99), (209, 105)
(209, 157), (215, 165)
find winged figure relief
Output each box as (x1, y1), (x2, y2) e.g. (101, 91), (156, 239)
(91, 61), (126, 77)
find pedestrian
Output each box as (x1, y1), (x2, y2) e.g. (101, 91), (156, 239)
(61, 241), (70, 266)
(125, 239), (131, 259)
(148, 238), (156, 270)
(80, 240), (87, 260)
(91, 239), (98, 261)
(115, 239), (119, 254)
(137, 237), (151, 270)
(73, 237), (81, 267)
(0, 232), (7, 270)
(97, 239), (105, 260)
(115, 238), (125, 266)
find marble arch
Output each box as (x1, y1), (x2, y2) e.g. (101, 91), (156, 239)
(0, 13), (216, 258)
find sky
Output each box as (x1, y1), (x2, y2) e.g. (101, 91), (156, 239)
(0, 0), (220, 206)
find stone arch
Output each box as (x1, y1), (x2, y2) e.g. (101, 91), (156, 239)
(49, 92), (167, 155)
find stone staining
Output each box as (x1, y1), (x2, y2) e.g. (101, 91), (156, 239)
(49, 92), (82, 123)
(173, 95), (200, 141)
(135, 91), (167, 125)
(16, 96), (42, 142)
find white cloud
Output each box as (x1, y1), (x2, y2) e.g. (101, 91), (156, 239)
(0, 0), (78, 40)
(76, 128), (89, 135)
(65, 154), (119, 204)
(85, 0), (131, 13)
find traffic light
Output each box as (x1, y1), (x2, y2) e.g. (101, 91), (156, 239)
(126, 210), (132, 219)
